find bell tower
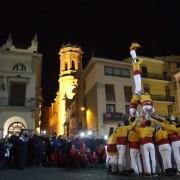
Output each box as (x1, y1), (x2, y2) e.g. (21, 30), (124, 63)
(57, 44), (82, 135)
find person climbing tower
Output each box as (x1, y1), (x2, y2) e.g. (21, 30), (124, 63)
(130, 42), (143, 95)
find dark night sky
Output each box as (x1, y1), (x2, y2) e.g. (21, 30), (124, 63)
(0, 1), (180, 105)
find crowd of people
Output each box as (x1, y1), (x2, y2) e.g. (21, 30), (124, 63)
(0, 130), (106, 170)
(106, 113), (180, 177)
(1, 113), (180, 178)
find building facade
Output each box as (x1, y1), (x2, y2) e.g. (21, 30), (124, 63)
(48, 44), (180, 137)
(135, 56), (176, 116)
(48, 44), (83, 136)
(0, 34), (42, 138)
(174, 69), (180, 120)
(79, 57), (134, 137)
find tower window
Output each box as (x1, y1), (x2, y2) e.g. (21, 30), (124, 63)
(65, 63), (68, 71)
(71, 60), (75, 70)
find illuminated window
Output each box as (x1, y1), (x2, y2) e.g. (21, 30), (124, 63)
(104, 66), (130, 78)
(8, 122), (26, 136)
(106, 104), (116, 112)
(12, 63), (26, 72)
(105, 84), (115, 102)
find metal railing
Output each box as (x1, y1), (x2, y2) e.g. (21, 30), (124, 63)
(150, 94), (175, 102)
(0, 97), (36, 107)
(142, 73), (171, 81)
(103, 112), (127, 121)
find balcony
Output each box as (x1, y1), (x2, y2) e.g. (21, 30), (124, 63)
(103, 112), (126, 122)
(142, 73), (171, 81)
(0, 97), (36, 107)
(150, 94), (175, 102)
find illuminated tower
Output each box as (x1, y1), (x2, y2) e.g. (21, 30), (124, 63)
(57, 44), (82, 135)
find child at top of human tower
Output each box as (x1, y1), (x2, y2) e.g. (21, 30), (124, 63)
(129, 42), (143, 95)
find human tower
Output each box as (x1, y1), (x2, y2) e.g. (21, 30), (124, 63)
(106, 43), (180, 176)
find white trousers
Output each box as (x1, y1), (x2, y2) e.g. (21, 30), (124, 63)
(124, 145), (131, 171)
(117, 145), (126, 172)
(171, 140), (180, 171)
(142, 143), (156, 174)
(158, 144), (172, 170)
(130, 148), (143, 174)
(109, 155), (118, 173)
(105, 145), (109, 168)
(140, 145), (147, 173)
(134, 74), (142, 94)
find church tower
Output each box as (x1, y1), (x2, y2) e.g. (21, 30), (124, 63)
(57, 44), (83, 135)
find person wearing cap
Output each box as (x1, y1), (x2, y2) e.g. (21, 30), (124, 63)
(116, 117), (139, 173)
(129, 42), (143, 95)
(106, 131), (118, 173)
(129, 94), (141, 117)
(151, 115), (180, 175)
(128, 121), (143, 175)
(154, 125), (173, 176)
(137, 119), (157, 176)
(140, 92), (154, 115)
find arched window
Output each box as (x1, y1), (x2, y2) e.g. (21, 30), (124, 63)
(71, 60), (75, 70)
(8, 122), (26, 136)
(12, 64), (26, 72)
(65, 63), (68, 71)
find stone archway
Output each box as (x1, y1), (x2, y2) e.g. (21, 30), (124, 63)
(3, 116), (27, 137)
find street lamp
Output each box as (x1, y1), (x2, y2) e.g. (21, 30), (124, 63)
(104, 135), (108, 140)
(80, 107), (85, 111)
(87, 130), (92, 136)
(80, 132), (85, 137)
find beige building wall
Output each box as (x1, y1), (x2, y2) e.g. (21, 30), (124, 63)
(174, 71), (180, 120)
(81, 57), (133, 137)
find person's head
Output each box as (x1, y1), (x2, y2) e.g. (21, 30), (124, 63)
(108, 127), (114, 137)
(155, 125), (162, 132)
(166, 114), (175, 124)
(145, 120), (151, 127)
(124, 120), (129, 126)
(20, 129), (26, 135)
(129, 116), (136, 123)
(117, 121), (124, 127)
